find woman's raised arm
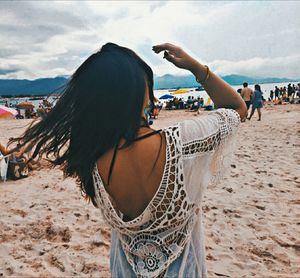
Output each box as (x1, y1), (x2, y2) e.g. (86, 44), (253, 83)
(152, 43), (247, 120)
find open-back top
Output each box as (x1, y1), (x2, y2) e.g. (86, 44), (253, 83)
(92, 108), (240, 277)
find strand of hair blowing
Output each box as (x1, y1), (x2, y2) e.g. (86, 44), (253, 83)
(8, 43), (154, 206)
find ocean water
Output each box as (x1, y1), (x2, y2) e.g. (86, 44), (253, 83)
(2, 81), (299, 110)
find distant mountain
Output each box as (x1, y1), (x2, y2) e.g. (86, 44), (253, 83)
(153, 74), (198, 89)
(0, 74), (298, 96)
(0, 77), (66, 96)
(153, 74), (298, 89)
(220, 74), (297, 86)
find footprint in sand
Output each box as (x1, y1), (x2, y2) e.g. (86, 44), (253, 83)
(45, 224), (72, 243)
(10, 209), (27, 218)
(48, 255), (65, 272)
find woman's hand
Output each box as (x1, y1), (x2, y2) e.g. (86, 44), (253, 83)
(152, 43), (199, 72)
(152, 42), (247, 120)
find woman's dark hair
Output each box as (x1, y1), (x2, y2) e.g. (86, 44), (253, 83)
(254, 84), (261, 92)
(8, 43), (154, 206)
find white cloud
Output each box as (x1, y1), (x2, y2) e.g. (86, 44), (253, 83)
(0, 1), (299, 79)
(211, 54), (300, 79)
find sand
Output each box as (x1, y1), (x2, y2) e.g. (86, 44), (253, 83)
(0, 103), (299, 277)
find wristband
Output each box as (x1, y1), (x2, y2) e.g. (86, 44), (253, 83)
(195, 65), (210, 84)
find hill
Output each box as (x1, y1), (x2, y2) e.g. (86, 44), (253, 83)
(0, 77), (66, 96)
(153, 74), (297, 89)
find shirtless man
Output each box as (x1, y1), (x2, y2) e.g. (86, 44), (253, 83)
(240, 82), (253, 111)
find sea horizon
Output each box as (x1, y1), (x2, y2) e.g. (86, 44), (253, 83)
(1, 81), (299, 109)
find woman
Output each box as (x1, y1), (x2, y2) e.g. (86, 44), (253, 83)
(0, 140), (26, 161)
(247, 84), (264, 121)
(0, 140), (31, 180)
(10, 43), (246, 277)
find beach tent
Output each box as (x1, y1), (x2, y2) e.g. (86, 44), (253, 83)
(159, 94), (174, 100)
(16, 101), (34, 110)
(171, 89), (191, 95)
(0, 105), (18, 118)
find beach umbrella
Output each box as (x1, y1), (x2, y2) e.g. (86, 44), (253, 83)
(16, 101), (34, 110)
(171, 88), (191, 95)
(0, 105), (18, 118)
(159, 94), (174, 100)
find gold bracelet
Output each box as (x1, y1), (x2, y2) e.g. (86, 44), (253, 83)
(195, 65), (210, 84)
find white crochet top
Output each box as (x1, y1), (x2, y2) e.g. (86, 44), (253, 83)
(92, 108), (240, 277)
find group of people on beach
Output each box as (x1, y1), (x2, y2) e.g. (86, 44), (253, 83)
(164, 81), (300, 122)
(2, 98), (53, 119)
(36, 100), (52, 119)
(238, 82), (300, 121)
(165, 96), (206, 111)
(269, 83), (300, 103)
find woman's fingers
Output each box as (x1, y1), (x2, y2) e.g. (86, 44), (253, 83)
(163, 51), (174, 62)
(163, 51), (181, 65)
(152, 43), (179, 54)
(152, 43), (192, 70)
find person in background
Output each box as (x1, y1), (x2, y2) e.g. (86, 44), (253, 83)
(186, 96), (193, 109)
(274, 86), (280, 100)
(248, 84), (264, 121)
(157, 101), (163, 110)
(291, 84), (296, 100)
(37, 104), (47, 119)
(6, 139), (39, 171)
(269, 90), (274, 101)
(240, 82), (253, 111)
(282, 88), (288, 102)
(199, 97), (204, 107)
(178, 98), (185, 109)
(287, 84), (292, 99)
(191, 100), (199, 112)
(282, 86), (287, 100)
(15, 108), (23, 119)
(25, 108), (33, 119)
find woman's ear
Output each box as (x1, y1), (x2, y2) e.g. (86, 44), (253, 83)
(144, 84), (150, 106)
(141, 85), (150, 117)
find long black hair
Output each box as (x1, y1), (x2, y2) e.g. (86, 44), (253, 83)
(254, 84), (261, 92)
(9, 43), (155, 206)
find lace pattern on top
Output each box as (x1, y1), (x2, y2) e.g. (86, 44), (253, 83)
(92, 108), (241, 277)
(182, 109), (240, 158)
(208, 109), (240, 185)
(92, 124), (198, 277)
(181, 108), (240, 186)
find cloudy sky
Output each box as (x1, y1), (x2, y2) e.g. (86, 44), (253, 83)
(0, 1), (299, 80)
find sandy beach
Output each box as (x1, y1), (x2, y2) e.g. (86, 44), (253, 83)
(0, 104), (299, 277)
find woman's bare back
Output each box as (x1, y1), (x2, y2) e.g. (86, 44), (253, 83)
(96, 128), (166, 221)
